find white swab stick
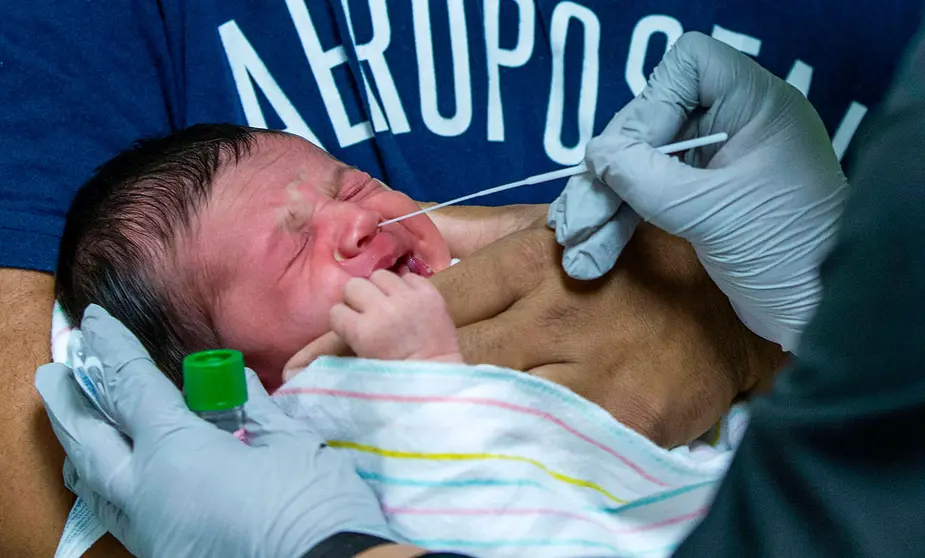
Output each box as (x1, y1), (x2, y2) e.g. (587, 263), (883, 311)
(378, 132), (728, 227)
(654, 132), (728, 154)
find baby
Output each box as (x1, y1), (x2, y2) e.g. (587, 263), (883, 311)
(56, 125), (741, 558)
(56, 124), (455, 389)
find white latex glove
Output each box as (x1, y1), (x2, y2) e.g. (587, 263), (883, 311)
(548, 32), (849, 352)
(35, 304), (393, 558)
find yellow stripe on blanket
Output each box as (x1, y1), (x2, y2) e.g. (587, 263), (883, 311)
(329, 440), (629, 504)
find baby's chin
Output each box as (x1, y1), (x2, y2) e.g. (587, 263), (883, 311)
(254, 363), (286, 392)
(246, 335), (330, 392)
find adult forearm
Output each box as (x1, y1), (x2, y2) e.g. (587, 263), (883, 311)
(421, 203), (547, 258)
(0, 268), (128, 557)
(0, 268), (67, 555)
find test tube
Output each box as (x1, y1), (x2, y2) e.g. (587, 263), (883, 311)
(183, 349), (247, 435)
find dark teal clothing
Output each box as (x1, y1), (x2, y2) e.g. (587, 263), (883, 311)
(675, 23), (925, 558)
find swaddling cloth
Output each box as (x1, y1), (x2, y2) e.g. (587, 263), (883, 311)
(275, 357), (749, 557)
(50, 302), (749, 557)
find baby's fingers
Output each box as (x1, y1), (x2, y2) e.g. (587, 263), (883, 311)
(342, 277), (384, 311)
(403, 272), (438, 292)
(329, 303), (361, 340)
(369, 269), (408, 296)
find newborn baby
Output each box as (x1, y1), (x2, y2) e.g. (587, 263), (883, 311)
(55, 126), (743, 557)
(56, 124), (452, 389)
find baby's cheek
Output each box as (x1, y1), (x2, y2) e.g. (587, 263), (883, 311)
(297, 267), (351, 328)
(254, 273), (343, 382)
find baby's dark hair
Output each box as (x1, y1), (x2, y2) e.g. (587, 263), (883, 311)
(56, 124), (274, 384)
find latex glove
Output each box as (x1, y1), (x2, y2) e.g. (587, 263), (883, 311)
(36, 304), (392, 558)
(548, 32), (849, 352)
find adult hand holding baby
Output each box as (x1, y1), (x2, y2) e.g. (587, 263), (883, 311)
(288, 219), (784, 448)
(35, 305), (397, 558)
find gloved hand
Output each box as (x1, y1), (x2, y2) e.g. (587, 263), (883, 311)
(548, 32), (849, 352)
(35, 304), (393, 558)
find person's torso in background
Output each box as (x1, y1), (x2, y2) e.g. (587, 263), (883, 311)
(159, 0), (920, 204)
(5, 0), (921, 268)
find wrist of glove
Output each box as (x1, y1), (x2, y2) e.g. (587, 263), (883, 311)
(37, 304), (393, 558)
(549, 32), (849, 352)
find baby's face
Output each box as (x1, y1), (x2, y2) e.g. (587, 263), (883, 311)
(186, 133), (451, 387)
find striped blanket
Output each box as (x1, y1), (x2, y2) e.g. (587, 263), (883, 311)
(275, 357), (748, 557)
(51, 303), (747, 557)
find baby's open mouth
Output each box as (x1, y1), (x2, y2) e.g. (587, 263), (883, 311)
(337, 232), (435, 278)
(390, 254), (434, 277)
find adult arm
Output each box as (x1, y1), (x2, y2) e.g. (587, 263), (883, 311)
(0, 269), (62, 555)
(0, 270), (128, 556)
(675, 24), (925, 556)
(1, 3), (177, 554)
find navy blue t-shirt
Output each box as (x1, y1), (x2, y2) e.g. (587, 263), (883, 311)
(2, 0), (922, 272)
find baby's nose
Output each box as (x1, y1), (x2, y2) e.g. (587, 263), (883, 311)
(336, 205), (382, 258)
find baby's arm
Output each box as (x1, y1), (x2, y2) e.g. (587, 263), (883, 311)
(330, 270), (463, 363)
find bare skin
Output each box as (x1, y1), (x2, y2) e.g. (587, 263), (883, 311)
(0, 268), (128, 557)
(356, 543), (429, 558)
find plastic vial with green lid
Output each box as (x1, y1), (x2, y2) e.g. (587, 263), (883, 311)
(183, 349), (247, 434)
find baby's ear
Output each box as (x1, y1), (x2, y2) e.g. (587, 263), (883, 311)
(282, 331), (353, 382)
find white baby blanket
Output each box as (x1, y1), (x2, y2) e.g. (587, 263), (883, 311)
(50, 303), (749, 557)
(275, 357), (748, 557)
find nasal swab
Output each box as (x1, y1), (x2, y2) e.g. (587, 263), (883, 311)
(378, 132), (728, 227)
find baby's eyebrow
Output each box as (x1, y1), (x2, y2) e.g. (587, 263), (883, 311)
(328, 164), (357, 194)
(278, 205), (312, 232)
(275, 173), (315, 231)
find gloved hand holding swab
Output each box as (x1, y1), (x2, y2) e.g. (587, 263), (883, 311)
(378, 132), (729, 227)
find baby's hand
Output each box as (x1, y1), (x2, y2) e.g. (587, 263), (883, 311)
(330, 270), (463, 363)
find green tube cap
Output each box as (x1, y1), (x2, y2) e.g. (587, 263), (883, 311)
(183, 349), (247, 412)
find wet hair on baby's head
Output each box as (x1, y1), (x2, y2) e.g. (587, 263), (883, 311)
(57, 124), (278, 384)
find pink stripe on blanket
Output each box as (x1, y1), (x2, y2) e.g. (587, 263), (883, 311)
(275, 386), (670, 487)
(52, 326), (73, 344)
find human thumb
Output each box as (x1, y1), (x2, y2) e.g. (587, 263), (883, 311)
(63, 459), (130, 548)
(283, 331), (351, 382)
(243, 369), (324, 448)
(561, 203), (641, 280)
(586, 130), (711, 231)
